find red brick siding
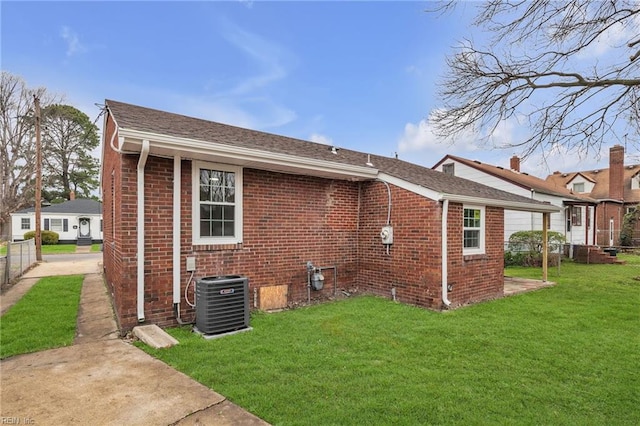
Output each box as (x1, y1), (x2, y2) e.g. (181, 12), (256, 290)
(358, 181), (443, 308)
(104, 148), (507, 331)
(595, 202), (625, 246)
(445, 204), (505, 306)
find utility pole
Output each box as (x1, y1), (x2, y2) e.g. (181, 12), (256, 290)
(34, 95), (42, 261)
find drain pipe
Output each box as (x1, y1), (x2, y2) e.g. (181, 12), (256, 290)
(441, 199), (451, 307)
(137, 140), (150, 322)
(173, 155), (187, 324)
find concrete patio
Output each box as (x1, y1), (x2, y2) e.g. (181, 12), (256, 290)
(503, 276), (555, 296)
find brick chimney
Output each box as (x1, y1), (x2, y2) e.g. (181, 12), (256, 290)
(510, 155), (520, 172)
(609, 145), (624, 200)
(69, 190), (76, 200)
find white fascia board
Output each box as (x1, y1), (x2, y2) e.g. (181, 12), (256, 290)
(377, 173), (441, 200)
(119, 128), (379, 180)
(441, 193), (561, 213)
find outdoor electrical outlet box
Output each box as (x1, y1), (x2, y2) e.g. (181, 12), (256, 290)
(186, 256), (196, 272)
(380, 225), (393, 244)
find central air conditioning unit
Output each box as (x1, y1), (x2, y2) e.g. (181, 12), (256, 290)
(196, 275), (249, 335)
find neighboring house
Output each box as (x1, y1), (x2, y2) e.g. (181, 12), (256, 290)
(432, 155), (598, 247)
(546, 145), (640, 246)
(11, 197), (103, 245)
(101, 100), (558, 332)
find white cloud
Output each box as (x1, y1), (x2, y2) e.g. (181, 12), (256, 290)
(60, 26), (86, 57)
(397, 111), (481, 156)
(219, 22), (290, 96)
(309, 133), (333, 145)
(576, 12), (640, 60)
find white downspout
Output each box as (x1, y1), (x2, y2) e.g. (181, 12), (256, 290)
(173, 156), (181, 305)
(137, 140), (150, 322)
(441, 199), (451, 307)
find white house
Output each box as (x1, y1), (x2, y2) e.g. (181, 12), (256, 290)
(433, 155), (598, 247)
(11, 199), (103, 245)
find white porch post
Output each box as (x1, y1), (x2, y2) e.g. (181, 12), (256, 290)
(542, 212), (549, 282)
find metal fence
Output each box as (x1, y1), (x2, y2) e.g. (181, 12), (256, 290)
(1, 239), (37, 287)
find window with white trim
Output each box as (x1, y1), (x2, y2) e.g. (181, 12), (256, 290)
(192, 162), (243, 245)
(463, 206), (485, 255)
(572, 182), (585, 193)
(50, 218), (63, 232)
(21, 218), (30, 230)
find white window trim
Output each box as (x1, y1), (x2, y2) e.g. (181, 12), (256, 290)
(192, 161), (243, 245)
(21, 217), (30, 230)
(50, 218), (63, 232)
(463, 205), (485, 256)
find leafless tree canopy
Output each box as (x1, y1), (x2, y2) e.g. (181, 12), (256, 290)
(430, 0), (640, 159)
(0, 72), (56, 239)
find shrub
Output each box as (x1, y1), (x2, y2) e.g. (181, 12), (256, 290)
(506, 230), (565, 266)
(23, 230), (59, 245)
(620, 207), (639, 247)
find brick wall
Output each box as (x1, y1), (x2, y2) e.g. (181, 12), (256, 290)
(358, 181), (443, 308)
(595, 202), (624, 246)
(446, 204), (505, 306)
(103, 147), (507, 331)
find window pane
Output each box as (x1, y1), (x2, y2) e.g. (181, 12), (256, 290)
(212, 205), (223, 220)
(464, 230), (480, 248)
(223, 221), (235, 236)
(223, 206), (234, 219)
(200, 220), (211, 237)
(200, 185), (211, 202)
(225, 186), (235, 203)
(200, 205), (212, 220)
(50, 218), (63, 231)
(212, 221), (223, 236)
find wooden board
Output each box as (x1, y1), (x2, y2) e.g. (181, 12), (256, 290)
(259, 285), (288, 310)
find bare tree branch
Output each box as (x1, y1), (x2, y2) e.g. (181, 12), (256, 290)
(430, 0), (640, 158)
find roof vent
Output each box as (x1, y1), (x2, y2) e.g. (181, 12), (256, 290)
(330, 146), (339, 154)
(593, 169), (599, 173)
(497, 166), (504, 170)
(628, 165), (635, 169)
(473, 160), (481, 164)
(366, 154), (374, 167)
(562, 173), (568, 177)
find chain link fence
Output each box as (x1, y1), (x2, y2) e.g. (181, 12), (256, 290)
(0, 239), (36, 289)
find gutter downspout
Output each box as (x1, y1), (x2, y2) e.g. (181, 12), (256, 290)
(441, 199), (451, 307)
(172, 156), (183, 321)
(137, 140), (150, 322)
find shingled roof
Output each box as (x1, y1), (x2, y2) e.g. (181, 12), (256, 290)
(15, 199), (102, 214)
(434, 154), (597, 203)
(105, 100), (558, 212)
(546, 166), (640, 204)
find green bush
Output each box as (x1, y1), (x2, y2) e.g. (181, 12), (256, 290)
(620, 207), (639, 246)
(23, 230), (59, 245)
(506, 230), (565, 267)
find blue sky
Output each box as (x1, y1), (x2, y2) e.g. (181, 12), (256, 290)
(2, 1), (632, 176)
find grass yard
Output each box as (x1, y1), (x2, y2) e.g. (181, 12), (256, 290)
(140, 257), (639, 425)
(0, 275), (84, 359)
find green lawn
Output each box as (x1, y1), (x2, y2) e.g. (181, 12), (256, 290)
(0, 275), (84, 359)
(0, 243), (102, 256)
(140, 256), (640, 425)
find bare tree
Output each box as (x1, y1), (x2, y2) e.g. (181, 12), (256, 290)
(430, 0), (640, 159)
(0, 72), (55, 239)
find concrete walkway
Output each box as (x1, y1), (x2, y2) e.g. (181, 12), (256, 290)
(0, 254), (270, 425)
